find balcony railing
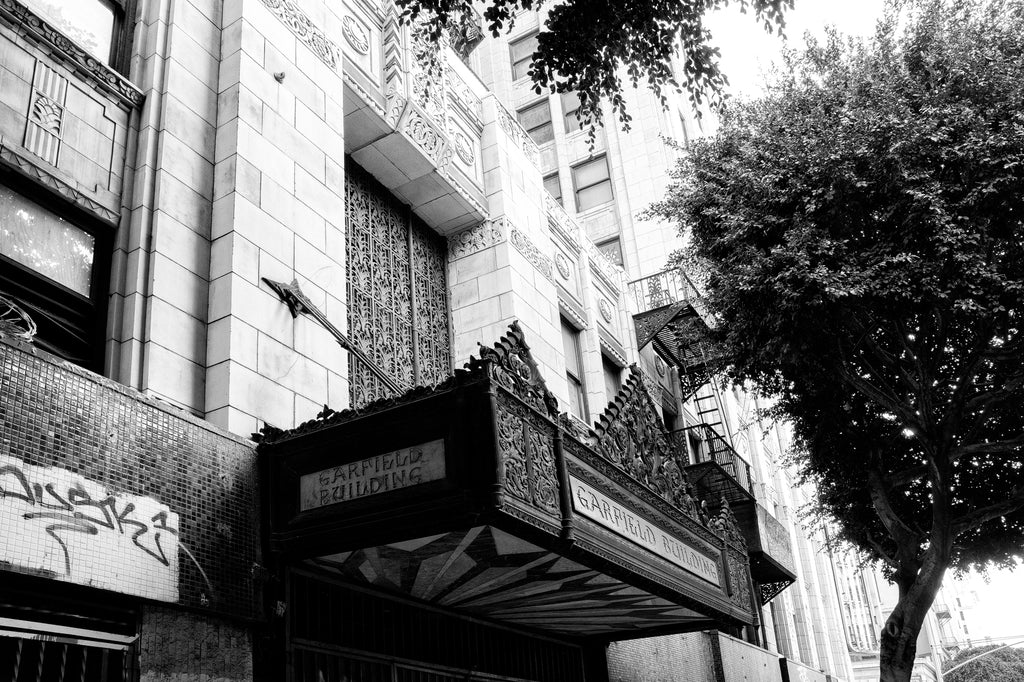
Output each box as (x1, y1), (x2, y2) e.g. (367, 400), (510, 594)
(675, 423), (754, 495)
(628, 267), (702, 315)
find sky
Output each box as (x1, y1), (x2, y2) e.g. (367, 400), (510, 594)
(704, 0), (1024, 650)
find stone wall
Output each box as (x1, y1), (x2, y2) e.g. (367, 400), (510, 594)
(139, 605), (253, 682)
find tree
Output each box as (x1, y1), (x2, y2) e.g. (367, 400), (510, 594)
(945, 644), (1024, 682)
(649, 2), (1024, 681)
(395, 0), (790, 128)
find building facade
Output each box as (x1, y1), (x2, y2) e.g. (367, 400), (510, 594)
(0, 0), (851, 680)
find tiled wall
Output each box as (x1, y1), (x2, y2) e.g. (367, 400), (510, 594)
(607, 633), (717, 682)
(0, 339), (260, 619)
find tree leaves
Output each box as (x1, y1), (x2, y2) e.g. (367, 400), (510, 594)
(393, 0), (792, 130)
(652, 0), (1024, 577)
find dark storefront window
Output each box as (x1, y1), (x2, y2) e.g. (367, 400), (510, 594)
(0, 183), (109, 371)
(344, 162), (452, 408)
(289, 572), (585, 682)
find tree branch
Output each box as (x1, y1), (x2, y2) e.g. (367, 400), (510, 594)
(951, 486), (1024, 536)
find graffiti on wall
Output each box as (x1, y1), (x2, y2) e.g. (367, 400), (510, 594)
(0, 454), (179, 602)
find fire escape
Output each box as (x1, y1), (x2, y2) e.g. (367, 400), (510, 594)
(629, 268), (797, 606)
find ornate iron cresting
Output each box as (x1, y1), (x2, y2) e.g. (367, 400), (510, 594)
(759, 580), (792, 605)
(0, 294), (37, 341)
(262, 278), (404, 396)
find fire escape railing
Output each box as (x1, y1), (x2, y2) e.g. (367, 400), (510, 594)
(673, 424), (754, 495)
(628, 268), (703, 315)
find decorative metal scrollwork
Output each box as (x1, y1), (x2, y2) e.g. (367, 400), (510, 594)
(0, 294), (37, 342)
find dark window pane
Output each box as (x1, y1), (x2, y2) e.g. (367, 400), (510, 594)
(544, 174), (562, 204)
(510, 33), (538, 80)
(0, 184), (95, 295)
(560, 318), (582, 377)
(517, 101), (554, 145)
(22, 0), (115, 63)
(602, 355), (621, 403)
(596, 237), (623, 267)
(575, 181), (613, 211)
(561, 92), (582, 132)
(572, 156), (610, 189)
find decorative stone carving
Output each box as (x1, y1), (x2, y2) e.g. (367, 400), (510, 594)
(0, 143), (119, 224)
(598, 298), (613, 323)
(727, 548), (754, 608)
(554, 252), (571, 281)
(384, 85), (407, 128)
(403, 109), (446, 165)
(546, 194), (581, 253)
(448, 218), (505, 260)
(713, 496), (747, 549)
(342, 15), (370, 54)
(445, 66), (482, 125)
(655, 356), (666, 377)
(0, 0), (144, 107)
(496, 393), (559, 514)
(452, 130), (474, 165)
(509, 227), (553, 282)
(495, 102), (540, 168)
(469, 321), (559, 419)
(259, 0), (340, 71)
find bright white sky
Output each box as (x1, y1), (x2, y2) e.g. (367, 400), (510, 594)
(704, 0), (1024, 649)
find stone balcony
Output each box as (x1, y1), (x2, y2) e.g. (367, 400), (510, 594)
(337, 0), (487, 233)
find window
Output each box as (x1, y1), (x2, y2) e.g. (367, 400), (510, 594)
(602, 355), (621, 404)
(509, 32), (539, 81)
(561, 317), (587, 421)
(572, 156), (613, 212)
(516, 100), (554, 145)
(21, 0), (130, 68)
(661, 401), (679, 432)
(561, 91), (583, 133)
(544, 173), (563, 206)
(0, 182), (109, 370)
(596, 236), (623, 267)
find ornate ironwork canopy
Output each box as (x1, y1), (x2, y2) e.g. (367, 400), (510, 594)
(259, 322), (758, 640)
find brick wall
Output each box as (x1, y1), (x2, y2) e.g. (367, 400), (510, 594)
(139, 605), (253, 682)
(0, 339), (261, 619)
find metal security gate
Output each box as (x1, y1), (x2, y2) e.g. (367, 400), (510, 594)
(0, 630), (135, 682)
(288, 571), (585, 682)
(344, 162), (452, 408)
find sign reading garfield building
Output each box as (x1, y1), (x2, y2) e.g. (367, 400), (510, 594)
(300, 439), (446, 511)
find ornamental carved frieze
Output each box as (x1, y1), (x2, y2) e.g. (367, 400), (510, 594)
(727, 547), (754, 609)
(545, 194), (582, 252)
(0, 0), (144, 107)
(403, 109), (447, 165)
(468, 321), (559, 419)
(0, 143), (119, 224)
(260, 0), (340, 71)
(445, 66), (482, 126)
(592, 367), (711, 525)
(509, 226), (553, 282)
(342, 15), (370, 55)
(25, 62), (67, 166)
(495, 102), (540, 168)
(448, 218), (505, 260)
(496, 392), (558, 514)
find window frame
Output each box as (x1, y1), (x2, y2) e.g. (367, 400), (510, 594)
(543, 172), (563, 206)
(20, 0), (136, 73)
(601, 353), (622, 405)
(516, 99), (554, 146)
(571, 155), (613, 212)
(561, 91), (583, 133)
(595, 236), (623, 267)
(509, 32), (539, 81)
(0, 172), (112, 372)
(560, 316), (588, 422)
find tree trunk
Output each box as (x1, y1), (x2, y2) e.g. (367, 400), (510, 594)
(877, 558), (947, 682)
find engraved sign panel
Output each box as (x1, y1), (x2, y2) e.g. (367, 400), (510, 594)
(300, 440), (445, 511)
(570, 476), (721, 586)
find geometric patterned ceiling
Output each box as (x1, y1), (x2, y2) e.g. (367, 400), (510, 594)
(310, 525), (712, 636)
